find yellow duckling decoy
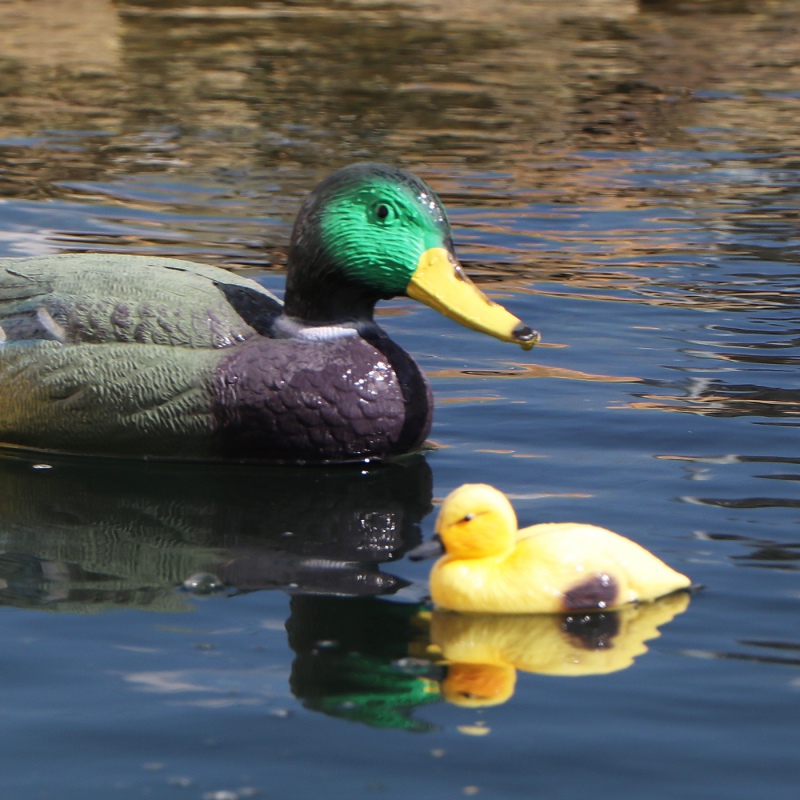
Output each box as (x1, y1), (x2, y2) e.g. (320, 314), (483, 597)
(408, 483), (691, 614)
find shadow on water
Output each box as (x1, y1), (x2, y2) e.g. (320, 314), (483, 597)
(0, 451), (433, 611)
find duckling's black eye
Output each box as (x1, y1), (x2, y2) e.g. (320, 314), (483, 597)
(377, 204), (389, 219)
(461, 514), (475, 523)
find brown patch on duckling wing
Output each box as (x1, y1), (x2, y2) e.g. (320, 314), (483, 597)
(562, 573), (619, 611)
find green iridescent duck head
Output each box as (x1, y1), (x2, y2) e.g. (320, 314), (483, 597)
(283, 163), (538, 349)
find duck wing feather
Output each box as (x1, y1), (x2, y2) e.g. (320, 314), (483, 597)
(0, 254), (282, 348)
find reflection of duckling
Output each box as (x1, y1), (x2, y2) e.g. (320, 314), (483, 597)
(410, 484), (691, 613)
(439, 662), (516, 708)
(433, 593), (690, 707)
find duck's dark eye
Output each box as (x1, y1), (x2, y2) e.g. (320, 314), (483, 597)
(373, 202), (396, 223)
(461, 514), (475, 523)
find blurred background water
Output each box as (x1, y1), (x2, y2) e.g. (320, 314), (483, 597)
(0, 0), (798, 797)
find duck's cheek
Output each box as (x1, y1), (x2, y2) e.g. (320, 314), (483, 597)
(561, 572), (619, 612)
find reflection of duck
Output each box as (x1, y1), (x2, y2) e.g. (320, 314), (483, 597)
(410, 484), (691, 613)
(0, 451), (432, 611)
(429, 593), (690, 707)
(0, 163), (536, 463)
(287, 596), (438, 732)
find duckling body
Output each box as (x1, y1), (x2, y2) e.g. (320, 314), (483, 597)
(0, 164), (536, 462)
(411, 484), (691, 614)
(431, 521), (691, 614)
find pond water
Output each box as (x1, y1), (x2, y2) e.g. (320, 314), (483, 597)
(0, 0), (798, 797)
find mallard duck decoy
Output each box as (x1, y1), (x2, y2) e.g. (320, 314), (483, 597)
(0, 163), (537, 462)
(409, 483), (691, 613)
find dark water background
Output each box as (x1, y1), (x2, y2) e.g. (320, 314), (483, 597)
(0, 0), (798, 797)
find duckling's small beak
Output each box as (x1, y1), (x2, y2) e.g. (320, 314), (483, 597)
(406, 247), (539, 351)
(407, 535), (445, 561)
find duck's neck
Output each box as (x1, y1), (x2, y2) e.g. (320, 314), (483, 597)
(283, 253), (384, 327)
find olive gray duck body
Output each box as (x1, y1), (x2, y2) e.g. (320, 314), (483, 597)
(0, 164), (537, 463)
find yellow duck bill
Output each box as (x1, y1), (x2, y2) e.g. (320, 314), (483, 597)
(407, 247), (539, 350)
